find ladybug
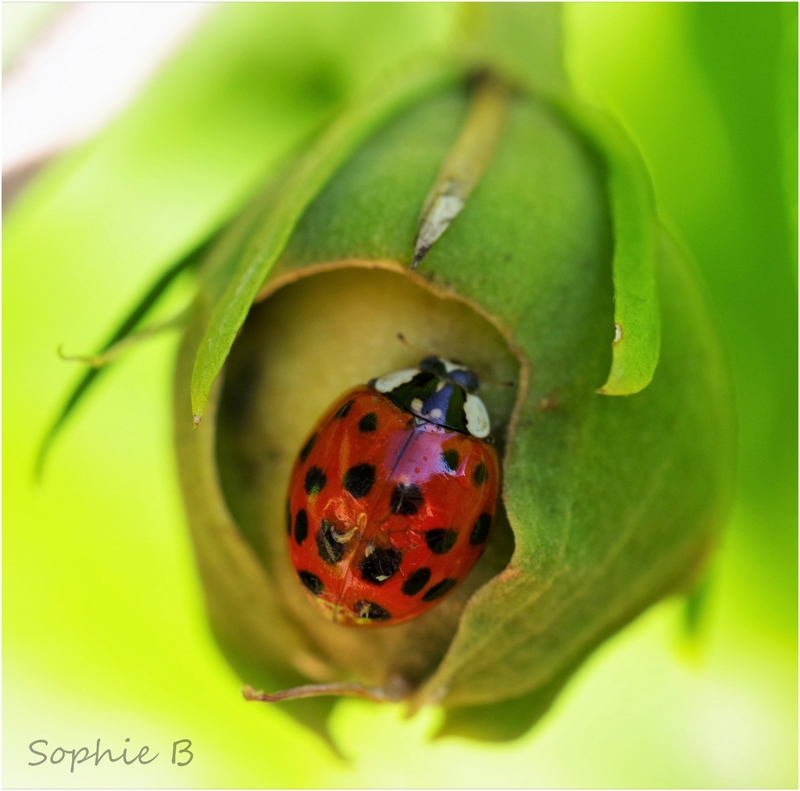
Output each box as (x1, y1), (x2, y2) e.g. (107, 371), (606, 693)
(285, 356), (499, 627)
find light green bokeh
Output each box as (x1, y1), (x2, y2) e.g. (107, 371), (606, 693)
(4, 3), (796, 788)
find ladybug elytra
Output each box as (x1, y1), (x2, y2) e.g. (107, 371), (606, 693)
(285, 356), (499, 627)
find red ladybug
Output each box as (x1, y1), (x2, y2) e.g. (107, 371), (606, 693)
(285, 356), (499, 627)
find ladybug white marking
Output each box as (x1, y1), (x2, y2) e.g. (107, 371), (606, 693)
(464, 393), (490, 438)
(374, 368), (420, 394)
(441, 358), (469, 373)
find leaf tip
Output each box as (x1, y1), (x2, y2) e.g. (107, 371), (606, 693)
(597, 316), (661, 396)
(597, 360), (656, 396)
(410, 247), (429, 269)
(190, 377), (208, 427)
(33, 439), (50, 484)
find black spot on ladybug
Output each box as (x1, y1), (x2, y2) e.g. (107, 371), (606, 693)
(359, 546), (402, 585)
(298, 570), (324, 595)
(422, 577), (458, 602)
(305, 466), (326, 496)
(316, 520), (346, 565)
(470, 512), (492, 545)
(391, 483), (425, 515)
(354, 600), (392, 621)
(335, 400), (354, 419)
(285, 500), (292, 535)
(343, 463), (376, 498)
(299, 433), (317, 463)
(294, 509), (309, 545)
(425, 528), (457, 554)
(442, 449), (459, 472)
(473, 461), (488, 486)
(358, 412), (378, 432)
(401, 567), (431, 596)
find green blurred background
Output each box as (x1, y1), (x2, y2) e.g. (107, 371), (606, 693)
(3, 3), (796, 787)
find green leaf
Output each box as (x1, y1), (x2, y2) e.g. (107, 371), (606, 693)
(415, 228), (732, 712)
(435, 651), (586, 742)
(554, 97), (661, 395)
(189, 62), (459, 422)
(36, 236), (212, 478)
(682, 569), (714, 641)
(456, 2), (661, 395)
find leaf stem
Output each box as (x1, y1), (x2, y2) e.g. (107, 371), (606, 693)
(242, 680), (407, 704)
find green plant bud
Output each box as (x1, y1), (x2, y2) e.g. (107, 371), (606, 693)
(170, 10), (734, 739)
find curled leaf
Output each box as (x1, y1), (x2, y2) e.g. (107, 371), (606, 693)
(175, 83), (734, 738)
(554, 98), (660, 395)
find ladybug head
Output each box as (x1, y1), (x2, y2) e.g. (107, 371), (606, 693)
(370, 356), (491, 438)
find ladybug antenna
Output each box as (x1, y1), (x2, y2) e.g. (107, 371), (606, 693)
(457, 364), (515, 389)
(396, 333), (428, 357)
(481, 375), (516, 388)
